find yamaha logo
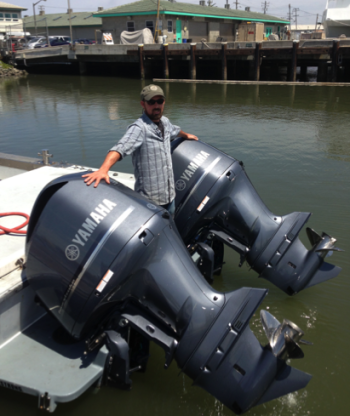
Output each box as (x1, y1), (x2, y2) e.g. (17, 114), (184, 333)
(176, 179), (186, 191)
(65, 245), (80, 261)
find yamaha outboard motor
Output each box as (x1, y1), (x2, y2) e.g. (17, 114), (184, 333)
(171, 139), (342, 295)
(26, 173), (311, 414)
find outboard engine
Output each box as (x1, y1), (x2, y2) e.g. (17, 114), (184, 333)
(171, 139), (342, 295)
(26, 173), (312, 414)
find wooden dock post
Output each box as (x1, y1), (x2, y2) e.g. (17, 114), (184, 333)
(317, 62), (328, 82)
(190, 43), (196, 80)
(163, 44), (169, 79)
(288, 41), (298, 82)
(254, 42), (262, 81)
(138, 44), (144, 80)
(300, 65), (307, 82)
(221, 42), (227, 81)
(331, 40), (340, 82)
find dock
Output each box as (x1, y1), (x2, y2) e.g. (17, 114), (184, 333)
(153, 79), (350, 86)
(11, 39), (350, 83)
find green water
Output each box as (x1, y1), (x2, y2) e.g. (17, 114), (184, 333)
(0, 75), (349, 416)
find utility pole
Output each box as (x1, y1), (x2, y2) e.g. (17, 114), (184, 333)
(288, 4), (292, 29)
(235, 0), (239, 10)
(315, 13), (319, 31)
(32, 0), (46, 36)
(67, 0), (73, 44)
(261, 1), (269, 14)
(292, 7), (299, 30)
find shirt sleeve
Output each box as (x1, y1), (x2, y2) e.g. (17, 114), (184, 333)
(109, 123), (144, 159)
(163, 117), (181, 142)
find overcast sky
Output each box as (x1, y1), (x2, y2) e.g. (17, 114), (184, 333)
(16, 0), (328, 25)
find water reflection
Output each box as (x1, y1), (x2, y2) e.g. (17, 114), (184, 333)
(108, 101), (120, 120)
(316, 119), (350, 162)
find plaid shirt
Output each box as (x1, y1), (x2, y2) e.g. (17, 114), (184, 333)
(110, 113), (181, 205)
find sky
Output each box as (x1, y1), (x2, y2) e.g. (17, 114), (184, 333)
(15, 0), (328, 25)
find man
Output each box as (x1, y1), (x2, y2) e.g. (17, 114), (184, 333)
(82, 84), (198, 216)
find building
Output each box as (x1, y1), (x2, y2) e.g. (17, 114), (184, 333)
(290, 24), (325, 40)
(23, 8), (103, 40)
(94, 0), (289, 44)
(0, 1), (27, 39)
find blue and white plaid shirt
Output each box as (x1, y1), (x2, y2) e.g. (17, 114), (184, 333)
(110, 113), (181, 205)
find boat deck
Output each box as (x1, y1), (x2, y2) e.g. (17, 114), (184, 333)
(0, 164), (135, 411)
(0, 165), (135, 279)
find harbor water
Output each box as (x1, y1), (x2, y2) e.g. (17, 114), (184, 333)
(0, 75), (349, 416)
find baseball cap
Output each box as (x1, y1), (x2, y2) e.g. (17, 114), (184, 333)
(140, 84), (165, 101)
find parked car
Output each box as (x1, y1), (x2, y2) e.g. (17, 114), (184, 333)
(53, 36), (71, 43)
(34, 40), (70, 48)
(33, 36), (71, 48)
(28, 36), (71, 48)
(23, 36), (46, 49)
(73, 39), (95, 45)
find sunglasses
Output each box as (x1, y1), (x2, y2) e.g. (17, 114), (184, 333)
(146, 98), (165, 105)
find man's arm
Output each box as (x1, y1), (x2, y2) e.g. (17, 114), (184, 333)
(178, 130), (198, 141)
(82, 151), (121, 188)
(83, 123), (144, 188)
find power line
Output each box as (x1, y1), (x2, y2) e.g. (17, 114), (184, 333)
(298, 9), (320, 16)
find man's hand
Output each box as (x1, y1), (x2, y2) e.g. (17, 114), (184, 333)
(179, 130), (198, 141)
(82, 151), (121, 188)
(185, 133), (198, 141)
(82, 170), (110, 188)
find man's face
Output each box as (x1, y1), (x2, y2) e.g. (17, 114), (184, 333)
(140, 95), (165, 122)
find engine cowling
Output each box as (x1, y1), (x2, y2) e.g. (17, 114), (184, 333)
(25, 173), (311, 414)
(171, 138), (342, 295)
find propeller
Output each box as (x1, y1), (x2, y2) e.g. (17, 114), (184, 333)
(306, 228), (344, 258)
(260, 310), (312, 361)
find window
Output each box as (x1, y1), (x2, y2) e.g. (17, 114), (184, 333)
(146, 20), (154, 33)
(0, 13), (3, 21)
(127, 21), (135, 32)
(167, 20), (173, 33)
(5, 13), (11, 21)
(12, 13), (18, 18)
